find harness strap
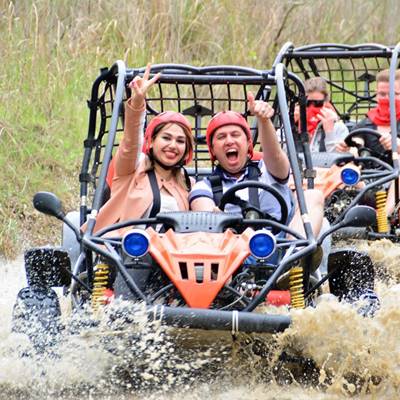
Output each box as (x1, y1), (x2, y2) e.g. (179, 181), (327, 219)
(210, 161), (261, 208)
(319, 128), (327, 152)
(209, 175), (224, 207)
(247, 162), (261, 209)
(148, 169), (161, 218)
(183, 167), (192, 191)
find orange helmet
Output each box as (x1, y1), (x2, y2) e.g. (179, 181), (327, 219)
(143, 111), (193, 165)
(206, 111), (253, 162)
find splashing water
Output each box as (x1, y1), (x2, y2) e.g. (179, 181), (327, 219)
(1, 241), (400, 399)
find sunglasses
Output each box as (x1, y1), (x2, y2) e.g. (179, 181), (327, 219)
(306, 99), (325, 107)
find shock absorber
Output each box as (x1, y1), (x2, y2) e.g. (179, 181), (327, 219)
(289, 266), (305, 309)
(92, 263), (110, 311)
(376, 190), (389, 233)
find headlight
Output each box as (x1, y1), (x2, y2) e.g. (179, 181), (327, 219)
(341, 167), (360, 186)
(122, 229), (150, 257)
(249, 230), (276, 259)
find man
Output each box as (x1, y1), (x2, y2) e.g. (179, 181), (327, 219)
(336, 69), (400, 164)
(336, 68), (400, 214)
(189, 91), (324, 238)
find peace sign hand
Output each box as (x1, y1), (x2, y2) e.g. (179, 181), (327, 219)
(128, 63), (161, 108)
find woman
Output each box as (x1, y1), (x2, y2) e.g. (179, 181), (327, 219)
(92, 64), (194, 234)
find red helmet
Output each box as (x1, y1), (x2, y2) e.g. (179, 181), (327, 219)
(206, 111), (253, 162)
(142, 111), (193, 164)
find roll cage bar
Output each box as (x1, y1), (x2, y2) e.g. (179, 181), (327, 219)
(76, 62), (318, 309)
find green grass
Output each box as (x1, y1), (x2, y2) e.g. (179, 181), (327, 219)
(1, 0), (400, 258)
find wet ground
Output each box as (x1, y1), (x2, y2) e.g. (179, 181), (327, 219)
(1, 239), (400, 399)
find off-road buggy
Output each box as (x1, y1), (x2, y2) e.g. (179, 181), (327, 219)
(12, 61), (377, 343)
(274, 42), (400, 240)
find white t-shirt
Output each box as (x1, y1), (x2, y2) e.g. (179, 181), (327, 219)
(139, 192), (180, 231)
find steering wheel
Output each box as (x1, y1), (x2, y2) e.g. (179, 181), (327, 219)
(344, 128), (384, 159)
(219, 181), (289, 234)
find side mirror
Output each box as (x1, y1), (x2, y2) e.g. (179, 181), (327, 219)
(33, 192), (65, 220)
(318, 205), (376, 245)
(341, 205), (376, 228)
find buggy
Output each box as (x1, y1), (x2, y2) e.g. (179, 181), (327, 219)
(12, 60), (377, 341)
(274, 42), (400, 239)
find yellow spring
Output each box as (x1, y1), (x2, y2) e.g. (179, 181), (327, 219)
(289, 266), (305, 309)
(376, 190), (389, 233)
(92, 263), (110, 311)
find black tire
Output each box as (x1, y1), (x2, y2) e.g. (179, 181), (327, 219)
(12, 287), (62, 351)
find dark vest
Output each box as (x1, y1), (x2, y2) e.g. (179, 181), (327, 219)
(208, 161), (262, 208)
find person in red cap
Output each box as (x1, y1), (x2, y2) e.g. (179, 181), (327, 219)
(189, 93), (324, 238)
(91, 64), (194, 234)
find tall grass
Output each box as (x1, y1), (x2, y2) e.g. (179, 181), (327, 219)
(1, 0), (400, 258)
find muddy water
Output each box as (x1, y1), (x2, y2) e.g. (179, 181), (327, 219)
(1, 241), (400, 399)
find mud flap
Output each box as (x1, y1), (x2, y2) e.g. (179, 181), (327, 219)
(12, 287), (62, 351)
(113, 254), (156, 300)
(327, 248), (374, 301)
(113, 268), (152, 300)
(25, 247), (71, 288)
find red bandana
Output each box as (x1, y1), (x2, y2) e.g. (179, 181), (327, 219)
(367, 98), (400, 126)
(305, 102), (336, 137)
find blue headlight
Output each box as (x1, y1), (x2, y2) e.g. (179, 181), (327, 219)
(341, 167), (360, 186)
(122, 229), (150, 257)
(249, 230), (276, 259)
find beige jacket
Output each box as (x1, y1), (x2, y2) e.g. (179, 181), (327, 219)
(91, 100), (190, 233)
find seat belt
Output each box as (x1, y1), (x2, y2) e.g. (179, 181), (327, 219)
(247, 162), (261, 209)
(315, 123), (326, 153)
(147, 169), (161, 218)
(209, 175), (224, 207)
(183, 167), (192, 191)
(318, 127), (327, 152)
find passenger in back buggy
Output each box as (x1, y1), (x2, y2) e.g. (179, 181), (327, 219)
(336, 68), (400, 216)
(294, 77), (349, 152)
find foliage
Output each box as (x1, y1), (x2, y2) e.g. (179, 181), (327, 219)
(1, 0), (400, 257)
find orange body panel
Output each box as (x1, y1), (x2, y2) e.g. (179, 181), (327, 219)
(147, 228), (254, 308)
